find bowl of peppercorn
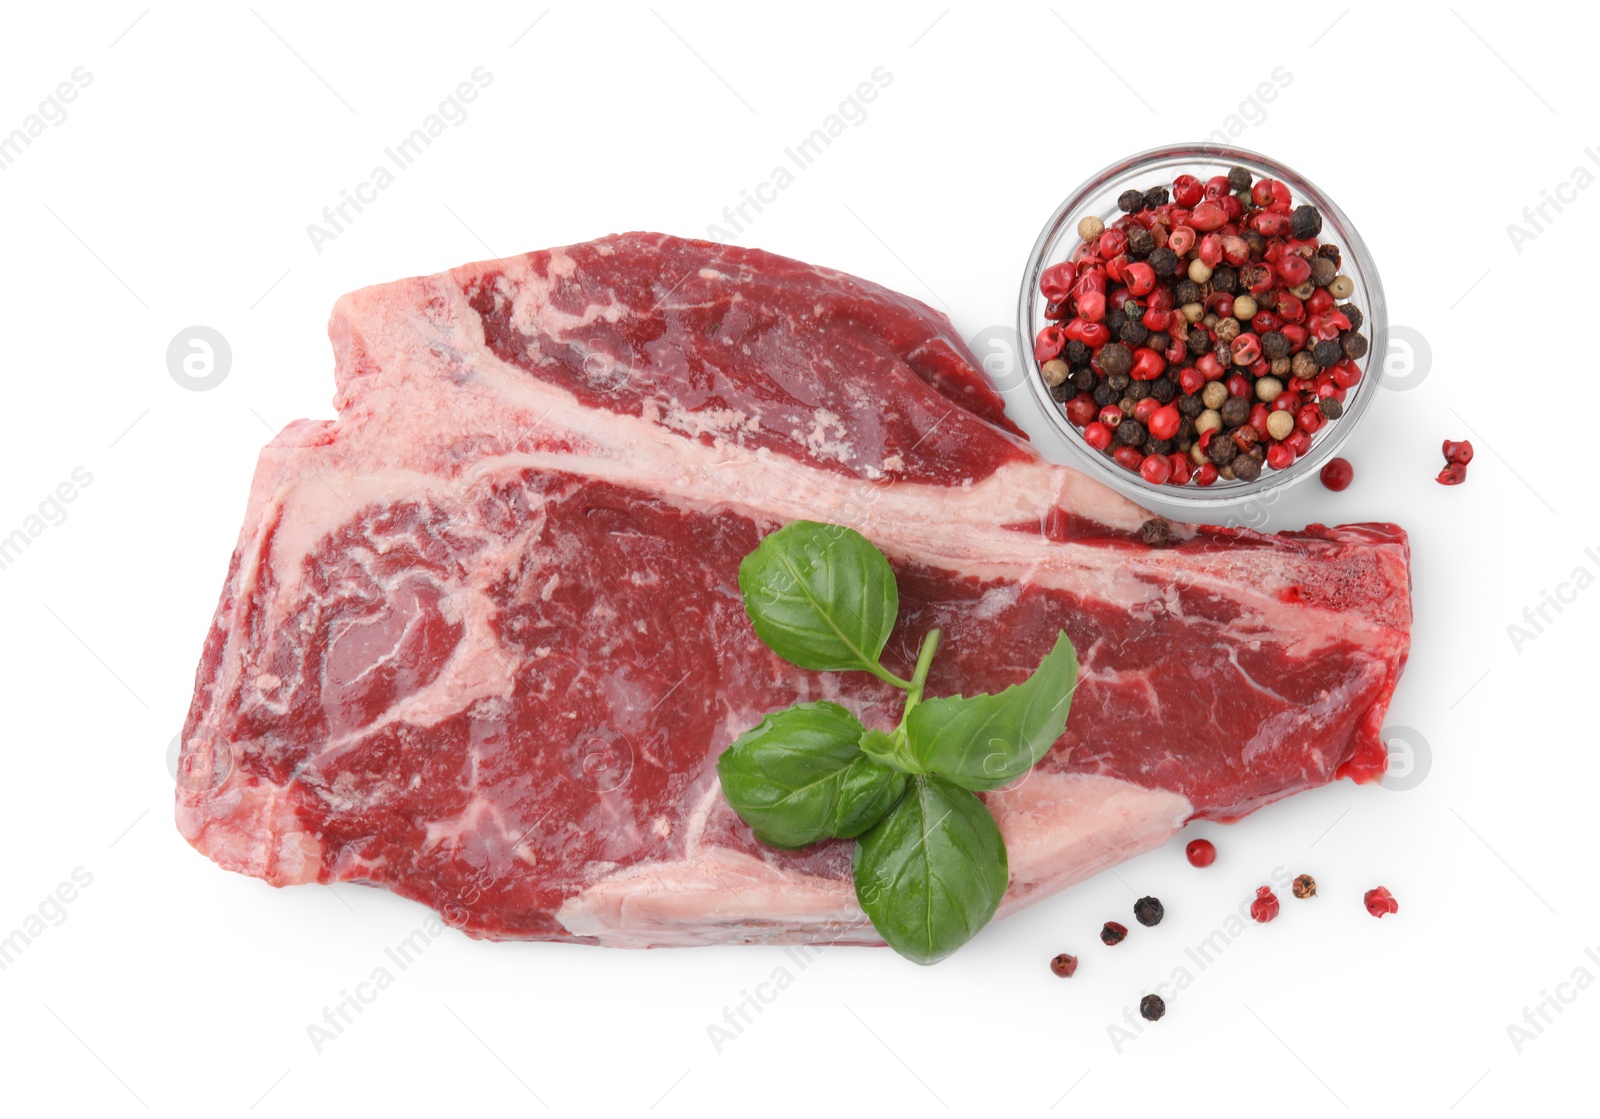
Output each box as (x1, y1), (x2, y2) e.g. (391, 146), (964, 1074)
(1016, 144), (1385, 516)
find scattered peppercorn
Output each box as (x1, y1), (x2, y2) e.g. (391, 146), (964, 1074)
(1249, 886), (1280, 923)
(1050, 952), (1079, 978)
(1139, 993), (1166, 1021)
(1140, 518), (1171, 548)
(1292, 874), (1317, 899)
(1232, 454), (1262, 482)
(1185, 838), (1216, 867)
(1101, 921), (1129, 946)
(1364, 886), (1399, 918)
(1320, 457), (1354, 491)
(1134, 896), (1165, 927)
(1437, 462), (1467, 486)
(1442, 439), (1474, 465)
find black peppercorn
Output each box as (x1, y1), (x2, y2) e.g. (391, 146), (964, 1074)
(1106, 369), (1131, 392)
(1319, 396), (1344, 420)
(1178, 417), (1196, 443)
(1177, 393), (1203, 417)
(1289, 204), (1323, 240)
(1104, 307), (1128, 334)
(1120, 320), (1149, 347)
(1220, 396), (1250, 428)
(1148, 246), (1178, 278)
(1243, 230), (1267, 257)
(1098, 342), (1132, 379)
(1339, 303), (1364, 332)
(1134, 896), (1164, 927)
(1117, 188), (1145, 213)
(1174, 279), (1201, 305)
(1139, 518), (1171, 548)
(1310, 257), (1338, 288)
(1210, 266), (1237, 295)
(1312, 339), (1342, 368)
(1125, 379), (1151, 401)
(1070, 367), (1095, 393)
(1062, 339), (1091, 365)
(1145, 332), (1170, 353)
(1261, 330), (1290, 360)
(1186, 330), (1210, 356)
(1051, 383), (1073, 404)
(1207, 435), (1237, 466)
(1227, 166), (1252, 192)
(1142, 186), (1170, 209)
(1341, 331), (1368, 360)
(1093, 382), (1118, 407)
(1139, 994), (1166, 1022)
(1150, 377), (1177, 403)
(1232, 453), (1261, 481)
(1126, 225), (1154, 258)
(1101, 921), (1129, 946)
(1116, 418), (1147, 446)
(1144, 437), (1173, 456)
(1213, 342), (1232, 369)
(1316, 243), (1342, 267)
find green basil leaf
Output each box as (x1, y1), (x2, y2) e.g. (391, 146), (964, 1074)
(852, 775), (1009, 965)
(831, 754), (909, 839)
(738, 520), (900, 679)
(904, 631), (1078, 791)
(717, 702), (901, 848)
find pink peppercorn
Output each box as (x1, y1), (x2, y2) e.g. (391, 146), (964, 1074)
(1364, 887), (1399, 918)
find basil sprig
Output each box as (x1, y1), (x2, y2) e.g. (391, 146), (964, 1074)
(717, 520), (1078, 965)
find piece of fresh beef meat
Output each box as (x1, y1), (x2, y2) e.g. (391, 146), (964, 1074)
(175, 233), (1411, 948)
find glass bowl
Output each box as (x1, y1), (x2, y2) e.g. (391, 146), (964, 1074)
(1014, 143), (1386, 520)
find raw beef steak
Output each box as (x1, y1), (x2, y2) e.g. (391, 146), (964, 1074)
(176, 233), (1411, 947)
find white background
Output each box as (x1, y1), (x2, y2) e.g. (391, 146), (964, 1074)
(1, 3), (1594, 1116)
